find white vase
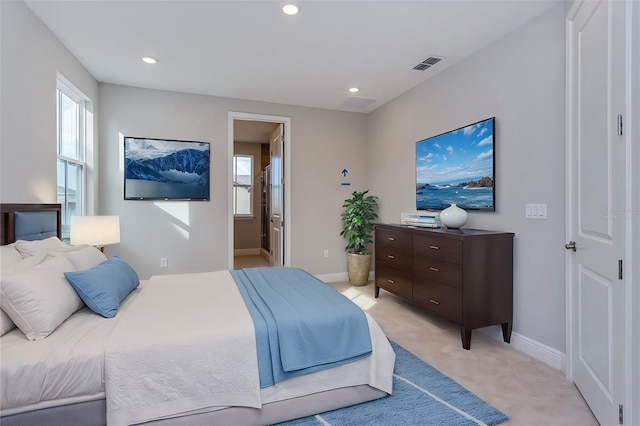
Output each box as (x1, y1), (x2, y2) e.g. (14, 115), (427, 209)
(440, 203), (467, 229)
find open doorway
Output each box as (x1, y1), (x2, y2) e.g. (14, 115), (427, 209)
(228, 112), (291, 270)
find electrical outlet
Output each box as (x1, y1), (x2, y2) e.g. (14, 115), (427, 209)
(160, 258), (168, 268)
(323, 249), (329, 258)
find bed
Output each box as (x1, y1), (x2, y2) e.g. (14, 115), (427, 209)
(0, 203), (395, 426)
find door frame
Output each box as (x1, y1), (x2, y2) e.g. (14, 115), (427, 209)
(627, 3), (640, 424)
(564, 1), (639, 423)
(228, 111), (291, 269)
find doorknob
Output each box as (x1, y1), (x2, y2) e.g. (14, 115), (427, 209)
(565, 241), (577, 252)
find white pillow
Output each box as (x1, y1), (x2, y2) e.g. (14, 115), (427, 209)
(14, 237), (74, 258)
(1, 243), (23, 269)
(0, 253), (82, 340)
(60, 246), (107, 271)
(1, 253), (48, 274)
(0, 309), (15, 336)
(0, 254), (50, 336)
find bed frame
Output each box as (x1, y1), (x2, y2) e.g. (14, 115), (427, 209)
(0, 203), (62, 245)
(2, 386), (384, 426)
(0, 203), (386, 426)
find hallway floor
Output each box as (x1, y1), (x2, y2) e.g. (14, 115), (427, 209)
(234, 254), (270, 269)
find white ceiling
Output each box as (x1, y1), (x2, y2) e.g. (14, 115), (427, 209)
(234, 120), (279, 144)
(25, 0), (562, 113)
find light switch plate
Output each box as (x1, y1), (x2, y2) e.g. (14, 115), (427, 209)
(525, 203), (547, 219)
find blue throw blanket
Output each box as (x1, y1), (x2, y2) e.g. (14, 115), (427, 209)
(231, 267), (372, 388)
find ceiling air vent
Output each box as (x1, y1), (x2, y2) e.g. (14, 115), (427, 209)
(413, 55), (444, 71)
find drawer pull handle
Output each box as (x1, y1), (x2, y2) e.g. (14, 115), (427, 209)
(387, 279), (395, 284)
(388, 237), (396, 241)
(429, 299), (440, 305)
(429, 267), (439, 272)
(429, 245), (440, 250)
(387, 255), (395, 259)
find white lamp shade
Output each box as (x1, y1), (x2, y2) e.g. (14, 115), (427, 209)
(70, 216), (121, 246)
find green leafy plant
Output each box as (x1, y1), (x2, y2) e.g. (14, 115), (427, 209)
(340, 190), (379, 255)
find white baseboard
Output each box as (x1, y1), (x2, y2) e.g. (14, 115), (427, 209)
(234, 248), (261, 256)
(478, 326), (566, 373)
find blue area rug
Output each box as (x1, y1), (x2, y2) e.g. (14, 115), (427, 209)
(276, 341), (508, 426)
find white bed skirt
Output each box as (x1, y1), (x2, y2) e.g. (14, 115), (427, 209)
(1, 385), (387, 426)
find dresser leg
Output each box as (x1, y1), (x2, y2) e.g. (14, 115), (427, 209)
(374, 285), (380, 298)
(501, 322), (512, 343)
(461, 328), (472, 350)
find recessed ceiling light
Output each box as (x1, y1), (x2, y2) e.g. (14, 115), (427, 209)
(142, 56), (158, 64)
(282, 4), (299, 16)
(349, 87), (359, 93)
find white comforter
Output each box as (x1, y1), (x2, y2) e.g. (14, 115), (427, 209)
(0, 307), (114, 415)
(105, 271), (262, 426)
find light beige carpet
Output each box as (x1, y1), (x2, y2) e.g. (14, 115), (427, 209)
(331, 281), (598, 426)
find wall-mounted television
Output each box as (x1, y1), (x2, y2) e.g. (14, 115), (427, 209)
(124, 137), (210, 201)
(416, 117), (495, 211)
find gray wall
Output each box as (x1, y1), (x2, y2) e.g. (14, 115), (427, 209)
(367, 5), (567, 351)
(0, 0), (99, 210)
(98, 83), (368, 279)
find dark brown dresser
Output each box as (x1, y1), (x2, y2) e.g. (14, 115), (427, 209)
(374, 223), (514, 349)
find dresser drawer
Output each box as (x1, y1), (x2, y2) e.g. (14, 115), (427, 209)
(413, 234), (462, 264)
(373, 224), (514, 350)
(413, 258), (462, 288)
(413, 280), (462, 323)
(375, 245), (412, 271)
(375, 227), (412, 253)
(375, 263), (412, 300)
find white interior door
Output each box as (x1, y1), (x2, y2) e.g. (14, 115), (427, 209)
(566, 1), (626, 424)
(270, 124), (284, 266)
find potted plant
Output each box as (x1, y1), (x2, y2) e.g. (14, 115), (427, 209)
(340, 190), (379, 286)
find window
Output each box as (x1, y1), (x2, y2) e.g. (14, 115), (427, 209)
(56, 80), (86, 239)
(233, 155), (253, 216)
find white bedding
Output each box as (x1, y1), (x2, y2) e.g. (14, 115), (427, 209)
(1, 307), (118, 415)
(105, 271), (262, 426)
(0, 270), (395, 426)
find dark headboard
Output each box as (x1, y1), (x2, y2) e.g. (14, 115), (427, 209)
(0, 204), (62, 245)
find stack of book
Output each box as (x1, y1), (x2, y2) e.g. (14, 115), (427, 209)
(400, 213), (441, 228)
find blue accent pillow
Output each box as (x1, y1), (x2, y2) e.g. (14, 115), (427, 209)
(64, 256), (139, 318)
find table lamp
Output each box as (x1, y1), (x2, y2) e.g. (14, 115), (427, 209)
(70, 216), (120, 251)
